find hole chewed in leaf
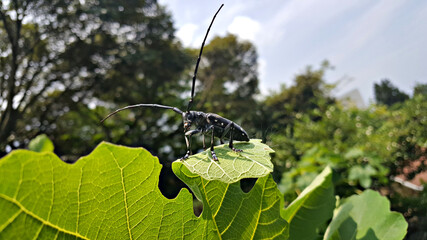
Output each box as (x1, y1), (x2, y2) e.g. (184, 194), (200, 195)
(158, 159), (188, 199)
(193, 199), (203, 217)
(240, 178), (257, 193)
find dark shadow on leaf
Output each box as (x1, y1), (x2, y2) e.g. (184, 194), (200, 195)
(235, 141), (256, 149)
(360, 228), (378, 240)
(339, 217), (358, 240)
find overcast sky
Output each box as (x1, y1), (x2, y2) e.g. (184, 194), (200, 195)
(159, 0), (427, 103)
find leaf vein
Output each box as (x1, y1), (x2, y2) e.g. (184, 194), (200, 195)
(211, 159), (233, 182)
(213, 184), (229, 218)
(13, 164), (24, 199)
(109, 150), (133, 240)
(0, 209), (22, 232)
(76, 167), (83, 233)
(32, 223), (44, 240)
(0, 194), (88, 239)
(219, 196), (243, 235)
(243, 155), (270, 171)
(250, 178), (267, 240)
(47, 159), (55, 221)
(200, 177), (222, 239)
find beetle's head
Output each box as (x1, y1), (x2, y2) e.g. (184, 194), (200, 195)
(183, 111), (196, 131)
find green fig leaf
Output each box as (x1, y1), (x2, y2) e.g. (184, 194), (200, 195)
(28, 134), (54, 153)
(324, 190), (408, 240)
(281, 166), (335, 240)
(173, 161), (289, 239)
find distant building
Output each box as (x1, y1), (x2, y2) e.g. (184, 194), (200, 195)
(392, 153), (427, 192)
(338, 89), (366, 109)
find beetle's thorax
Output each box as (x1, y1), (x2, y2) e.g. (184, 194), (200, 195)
(183, 111), (207, 131)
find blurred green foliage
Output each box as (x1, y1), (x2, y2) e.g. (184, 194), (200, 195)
(266, 73), (426, 238)
(274, 103), (391, 200)
(28, 134), (54, 153)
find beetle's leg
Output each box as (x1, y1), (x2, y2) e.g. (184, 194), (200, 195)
(181, 129), (201, 160)
(229, 123), (243, 153)
(220, 122), (232, 144)
(181, 136), (191, 160)
(203, 135), (206, 149)
(210, 127), (218, 161)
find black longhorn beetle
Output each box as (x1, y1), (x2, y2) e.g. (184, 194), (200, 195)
(101, 4), (250, 161)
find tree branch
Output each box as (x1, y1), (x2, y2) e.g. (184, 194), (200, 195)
(21, 76), (61, 113)
(0, 57), (5, 99)
(0, 3), (23, 135)
(0, 10), (15, 47)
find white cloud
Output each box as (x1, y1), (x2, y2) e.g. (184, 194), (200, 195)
(176, 23), (198, 46)
(227, 16), (260, 41)
(258, 58), (268, 93)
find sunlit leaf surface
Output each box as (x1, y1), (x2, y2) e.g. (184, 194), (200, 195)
(0, 143), (213, 239)
(0, 142), (286, 239)
(178, 139), (274, 183)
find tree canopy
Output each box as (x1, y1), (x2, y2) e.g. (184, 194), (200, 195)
(374, 79), (409, 106)
(194, 34), (259, 124)
(0, 0), (191, 159)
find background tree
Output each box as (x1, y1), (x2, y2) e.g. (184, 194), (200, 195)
(260, 61), (335, 180)
(0, 0), (191, 161)
(262, 61), (335, 133)
(194, 34), (259, 129)
(374, 79), (409, 106)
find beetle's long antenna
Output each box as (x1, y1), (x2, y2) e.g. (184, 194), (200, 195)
(100, 104), (183, 123)
(187, 4), (224, 112)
